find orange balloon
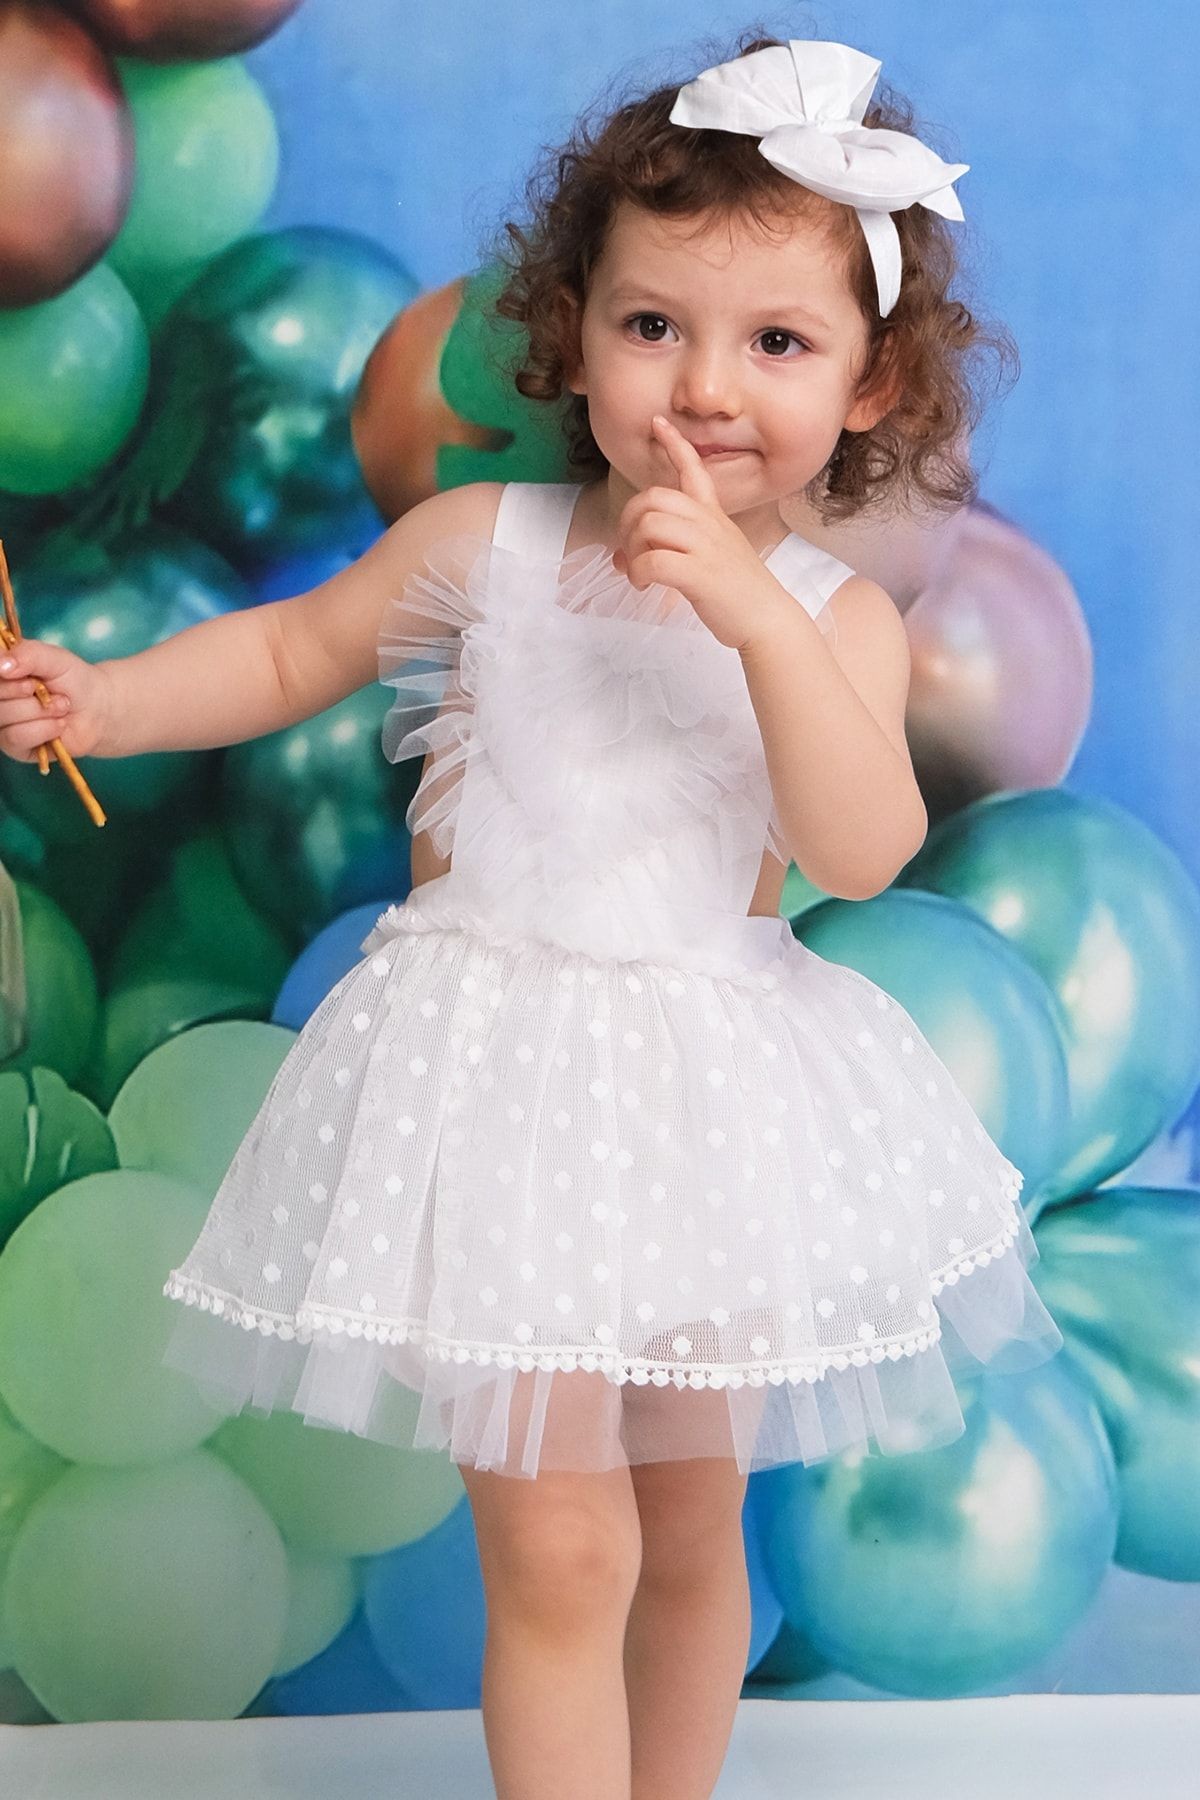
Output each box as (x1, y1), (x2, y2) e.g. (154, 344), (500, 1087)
(350, 278), (503, 524)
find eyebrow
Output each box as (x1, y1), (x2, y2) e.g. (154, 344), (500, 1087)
(604, 284), (834, 333)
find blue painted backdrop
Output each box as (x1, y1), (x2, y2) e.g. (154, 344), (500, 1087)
(243, 0), (1199, 887)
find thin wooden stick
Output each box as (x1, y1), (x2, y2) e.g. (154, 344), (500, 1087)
(0, 539), (106, 827)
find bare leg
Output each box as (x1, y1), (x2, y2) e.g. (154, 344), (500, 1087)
(624, 1457), (752, 1800)
(460, 1456), (643, 1800)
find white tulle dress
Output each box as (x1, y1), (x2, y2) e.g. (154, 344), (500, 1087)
(161, 480), (1064, 1480)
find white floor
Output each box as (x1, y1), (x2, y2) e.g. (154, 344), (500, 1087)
(2, 1696), (1198, 1798)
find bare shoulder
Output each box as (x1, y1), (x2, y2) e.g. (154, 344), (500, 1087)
(823, 574), (914, 763)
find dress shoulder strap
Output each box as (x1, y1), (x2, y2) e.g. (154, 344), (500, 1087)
(491, 482), (583, 561)
(766, 534), (857, 620)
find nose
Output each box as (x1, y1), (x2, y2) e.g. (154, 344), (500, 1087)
(670, 342), (741, 421)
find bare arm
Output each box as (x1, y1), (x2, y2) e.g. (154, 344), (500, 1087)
(100, 480), (503, 757)
(739, 574), (928, 900)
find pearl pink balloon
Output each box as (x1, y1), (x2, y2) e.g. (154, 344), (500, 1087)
(904, 502), (1093, 817)
(65, 0), (304, 61)
(0, 1), (133, 308)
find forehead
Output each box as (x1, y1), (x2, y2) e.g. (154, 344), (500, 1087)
(596, 200), (855, 316)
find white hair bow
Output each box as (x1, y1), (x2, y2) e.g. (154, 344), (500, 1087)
(668, 39), (968, 319)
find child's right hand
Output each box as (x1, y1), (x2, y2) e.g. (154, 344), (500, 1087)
(0, 638), (115, 764)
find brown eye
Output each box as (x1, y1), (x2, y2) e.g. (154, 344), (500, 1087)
(625, 313), (674, 343)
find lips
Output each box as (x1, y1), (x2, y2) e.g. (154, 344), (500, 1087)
(693, 445), (748, 457)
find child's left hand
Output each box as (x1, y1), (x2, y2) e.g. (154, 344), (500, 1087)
(612, 415), (794, 652)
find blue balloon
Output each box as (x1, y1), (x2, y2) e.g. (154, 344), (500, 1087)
(741, 1484), (785, 1677)
(272, 897), (407, 1029)
(362, 1495), (486, 1709)
(749, 1353), (1118, 1697)
(258, 1603), (414, 1716)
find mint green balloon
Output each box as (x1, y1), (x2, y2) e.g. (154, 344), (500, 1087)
(0, 1397), (70, 1674)
(795, 886), (1070, 1203)
(1035, 1186), (1200, 1581)
(904, 790), (1200, 1201)
(272, 1548), (362, 1678)
(108, 1019), (295, 1193)
(214, 1402), (463, 1558)
(0, 1168), (226, 1462)
(3, 1450), (288, 1720)
(0, 263), (148, 495)
(2, 882), (99, 1088)
(91, 974), (291, 1115)
(109, 58), (280, 328)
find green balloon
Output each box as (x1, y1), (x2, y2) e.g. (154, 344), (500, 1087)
(0, 1397), (71, 1674)
(91, 973), (291, 1115)
(904, 789), (1200, 1200)
(108, 1019), (295, 1194)
(271, 1548), (361, 1678)
(0, 1067), (116, 1251)
(3, 1450), (288, 1720)
(109, 58), (280, 329)
(0, 1168), (229, 1461)
(0, 524), (248, 848)
(0, 882), (99, 1088)
(220, 682), (411, 943)
(0, 263), (148, 496)
(214, 1403), (463, 1558)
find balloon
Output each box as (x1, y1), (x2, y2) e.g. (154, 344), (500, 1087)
(271, 1547), (361, 1679)
(903, 789), (1200, 1201)
(795, 887), (1070, 1203)
(74, 227), (416, 565)
(0, 1067), (116, 1252)
(259, 1602), (413, 1716)
(0, 858), (25, 1061)
(220, 682), (412, 943)
(1034, 1186), (1200, 1582)
(903, 504), (1093, 820)
(107, 1018), (295, 1192)
(106, 56), (280, 329)
(67, 0), (304, 62)
(352, 261), (578, 520)
(3, 1449), (288, 1720)
(0, 261), (147, 494)
(0, 1), (133, 308)
(740, 1483), (786, 1676)
(0, 523), (248, 846)
(362, 1495), (486, 1709)
(0, 1167), (229, 1460)
(0, 1396), (71, 1672)
(0, 881), (98, 1088)
(749, 1354), (1118, 1696)
(212, 1405), (464, 1558)
(272, 899), (409, 1032)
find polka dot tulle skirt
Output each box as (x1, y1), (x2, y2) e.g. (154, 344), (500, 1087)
(161, 891), (1064, 1481)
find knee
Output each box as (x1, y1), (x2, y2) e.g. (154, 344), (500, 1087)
(483, 1508), (642, 1627)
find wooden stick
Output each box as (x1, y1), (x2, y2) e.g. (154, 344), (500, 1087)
(0, 540), (107, 827)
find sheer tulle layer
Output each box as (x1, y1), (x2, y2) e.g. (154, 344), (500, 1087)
(162, 902), (1064, 1479)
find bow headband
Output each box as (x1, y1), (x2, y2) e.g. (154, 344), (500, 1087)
(667, 39), (968, 319)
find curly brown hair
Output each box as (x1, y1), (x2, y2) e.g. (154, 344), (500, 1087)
(483, 26), (1019, 523)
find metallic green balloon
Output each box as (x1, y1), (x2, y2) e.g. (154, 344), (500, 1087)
(0, 524), (249, 848)
(0, 882), (98, 1088)
(220, 681), (412, 944)
(751, 1355), (1117, 1695)
(1035, 1186), (1200, 1581)
(108, 57), (279, 328)
(904, 790), (1200, 1202)
(795, 887), (1069, 1204)
(0, 262), (148, 496)
(0, 1067), (116, 1250)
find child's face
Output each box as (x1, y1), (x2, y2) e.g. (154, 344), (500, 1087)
(568, 200), (891, 520)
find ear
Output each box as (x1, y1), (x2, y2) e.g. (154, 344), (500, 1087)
(842, 331), (904, 433)
(557, 285), (586, 395)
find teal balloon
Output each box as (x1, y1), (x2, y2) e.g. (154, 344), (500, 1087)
(903, 791), (1200, 1201)
(3, 1450), (288, 1720)
(220, 682), (411, 943)
(0, 262), (148, 496)
(0, 1168), (228, 1462)
(750, 1355), (1117, 1695)
(74, 227), (417, 564)
(108, 1019), (295, 1194)
(1034, 1186), (1200, 1581)
(795, 887), (1069, 1204)
(1, 881), (99, 1088)
(108, 57), (280, 328)
(0, 524), (249, 846)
